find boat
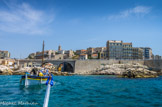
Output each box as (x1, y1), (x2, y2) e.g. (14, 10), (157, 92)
(20, 41), (53, 86)
(20, 73), (49, 86)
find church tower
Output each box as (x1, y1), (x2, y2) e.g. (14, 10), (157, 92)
(58, 45), (61, 51)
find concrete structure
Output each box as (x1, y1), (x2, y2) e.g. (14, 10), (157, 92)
(123, 43), (132, 59)
(107, 40), (123, 59)
(0, 50), (10, 59)
(132, 47), (143, 59)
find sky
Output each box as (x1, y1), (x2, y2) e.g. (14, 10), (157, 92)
(0, 0), (162, 58)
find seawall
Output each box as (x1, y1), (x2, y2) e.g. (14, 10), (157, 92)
(74, 60), (145, 74)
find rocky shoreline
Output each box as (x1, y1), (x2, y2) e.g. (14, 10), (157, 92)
(75, 63), (161, 78)
(0, 63), (161, 78)
(0, 65), (71, 76)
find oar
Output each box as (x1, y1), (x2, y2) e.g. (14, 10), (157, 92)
(43, 81), (51, 107)
(25, 72), (28, 86)
(43, 75), (53, 107)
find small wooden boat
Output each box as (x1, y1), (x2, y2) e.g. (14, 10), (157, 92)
(20, 73), (49, 86)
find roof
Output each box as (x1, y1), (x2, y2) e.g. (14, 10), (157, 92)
(80, 54), (87, 56)
(123, 43), (132, 45)
(91, 54), (98, 56)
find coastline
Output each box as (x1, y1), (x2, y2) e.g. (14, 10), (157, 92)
(0, 63), (161, 78)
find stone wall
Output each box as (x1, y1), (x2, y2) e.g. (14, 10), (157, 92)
(18, 59), (162, 73)
(144, 60), (162, 71)
(74, 60), (144, 74)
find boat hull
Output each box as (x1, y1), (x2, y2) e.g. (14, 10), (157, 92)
(20, 75), (48, 86)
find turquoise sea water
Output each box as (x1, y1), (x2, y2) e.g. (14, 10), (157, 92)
(0, 75), (162, 107)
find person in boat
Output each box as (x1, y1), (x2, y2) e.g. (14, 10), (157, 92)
(38, 68), (50, 76)
(30, 68), (38, 76)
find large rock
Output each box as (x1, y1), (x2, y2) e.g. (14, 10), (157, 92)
(91, 63), (158, 78)
(121, 69), (158, 78)
(0, 65), (13, 75)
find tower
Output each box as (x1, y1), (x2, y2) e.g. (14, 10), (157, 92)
(58, 45), (61, 51)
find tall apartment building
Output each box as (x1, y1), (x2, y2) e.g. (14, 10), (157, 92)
(0, 50), (10, 59)
(140, 47), (153, 60)
(123, 43), (132, 59)
(132, 48), (143, 59)
(106, 40), (123, 59)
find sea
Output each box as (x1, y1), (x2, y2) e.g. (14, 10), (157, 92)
(0, 75), (162, 107)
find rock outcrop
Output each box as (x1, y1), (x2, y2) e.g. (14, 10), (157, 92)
(91, 63), (158, 78)
(0, 65), (13, 75)
(12, 67), (33, 75)
(121, 68), (158, 78)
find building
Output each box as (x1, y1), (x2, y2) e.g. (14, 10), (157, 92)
(140, 47), (153, 60)
(87, 47), (94, 55)
(58, 45), (62, 51)
(79, 54), (88, 60)
(35, 50), (55, 59)
(76, 49), (87, 55)
(100, 51), (107, 59)
(0, 50), (10, 59)
(91, 54), (98, 59)
(58, 50), (65, 54)
(154, 55), (161, 60)
(64, 50), (74, 58)
(94, 47), (106, 54)
(106, 40), (123, 59)
(1, 59), (15, 68)
(28, 53), (36, 59)
(54, 54), (64, 60)
(132, 47), (143, 59)
(123, 43), (132, 59)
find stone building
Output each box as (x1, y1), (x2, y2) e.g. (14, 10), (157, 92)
(106, 40), (123, 59)
(0, 50), (10, 59)
(132, 47), (143, 59)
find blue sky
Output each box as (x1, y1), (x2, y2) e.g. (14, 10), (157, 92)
(0, 0), (162, 58)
